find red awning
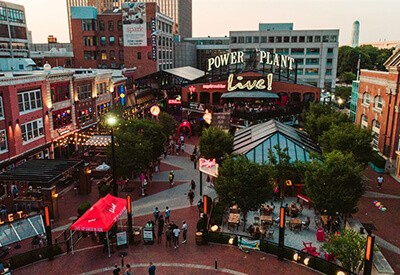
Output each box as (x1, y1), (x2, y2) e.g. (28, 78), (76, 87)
(71, 194), (127, 232)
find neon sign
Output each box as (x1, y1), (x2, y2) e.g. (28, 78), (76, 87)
(150, 105), (160, 116)
(0, 211), (24, 224)
(202, 84), (226, 89)
(120, 85), (126, 106)
(227, 73), (273, 92)
(203, 109), (212, 125)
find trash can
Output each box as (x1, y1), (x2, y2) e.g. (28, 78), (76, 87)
(133, 231), (141, 244)
(195, 232), (203, 245)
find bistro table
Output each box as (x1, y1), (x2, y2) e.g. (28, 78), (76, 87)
(289, 218), (302, 231)
(260, 215), (273, 225)
(228, 213), (240, 229)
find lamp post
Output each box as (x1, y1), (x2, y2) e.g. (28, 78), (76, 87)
(107, 116), (118, 197)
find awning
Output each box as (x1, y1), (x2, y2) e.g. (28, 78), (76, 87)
(71, 194), (127, 232)
(221, 91), (279, 99)
(85, 135), (111, 146)
(163, 66), (205, 81)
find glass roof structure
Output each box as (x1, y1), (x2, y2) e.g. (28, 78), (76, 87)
(232, 119), (321, 163)
(0, 215), (45, 247)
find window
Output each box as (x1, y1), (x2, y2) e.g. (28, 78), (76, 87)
(323, 36), (329, 42)
(21, 118), (44, 143)
(238, 37), (244, 43)
(17, 89), (42, 113)
(306, 58), (319, 65)
(283, 36), (289, 43)
(83, 36), (96, 46)
(361, 114), (368, 129)
(101, 50), (107, 60)
(100, 36), (106, 46)
(118, 20), (122, 31)
(253, 36), (259, 43)
(246, 36), (252, 43)
(327, 58), (333, 64)
(305, 68), (319, 75)
(330, 36), (337, 42)
(291, 48), (304, 55)
(295, 58), (304, 65)
(77, 84), (92, 100)
(108, 20), (114, 31)
(78, 108), (94, 125)
(231, 37), (237, 43)
(96, 83), (107, 95)
(307, 36), (313, 43)
(119, 50), (124, 60)
(261, 36), (267, 43)
(314, 36), (321, 42)
(327, 48), (334, 54)
(52, 108), (72, 129)
(82, 19), (96, 31)
(118, 36), (123, 46)
(10, 26), (27, 39)
(50, 83), (70, 103)
(269, 36), (275, 43)
(110, 50), (115, 60)
(84, 51), (97, 60)
(0, 129), (7, 153)
(299, 36), (305, 43)
(99, 20), (105, 31)
(109, 36), (115, 46)
(137, 52), (142, 60)
(306, 48), (320, 54)
(325, 69), (332, 75)
(7, 8), (25, 23)
(276, 37), (282, 43)
(291, 36), (297, 43)
(297, 68), (303, 75)
(147, 52), (151, 60)
(0, 96), (3, 119)
(276, 48), (289, 54)
(97, 102), (110, 116)
(0, 7), (6, 21)
(363, 92), (370, 104)
(374, 96), (383, 109)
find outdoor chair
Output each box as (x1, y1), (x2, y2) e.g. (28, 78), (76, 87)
(301, 241), (317, 254)
(267, 230), (275, 239)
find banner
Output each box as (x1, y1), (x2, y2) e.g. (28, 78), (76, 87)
(122, 2), (147, 47)
(151, 17), (157, 60)
(238, 238), (260, 251)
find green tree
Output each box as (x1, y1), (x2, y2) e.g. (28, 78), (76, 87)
(199, 127), (234, 162)
(334, 86), (352, 102)
(158, 112), (177, 139)
(338, 72), (356, 84)
(305, 150), (365, 227)
(319, 123), (372, 166)
(214, 155), (273, 230)
(323, 229), (369, 273)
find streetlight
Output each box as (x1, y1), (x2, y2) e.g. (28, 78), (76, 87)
(107, 115), (118, 197)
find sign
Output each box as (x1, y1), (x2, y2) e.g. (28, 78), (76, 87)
(227, 73), (273, 92)
(116, 231), (128, 246)
(202, 84), (226, 89)
(151, 17), (157, 60)
(211, 112), (230, 129)
(143, 227), (153, 241)
(207, 50), (295, 72)
(122, 2), (147, 47)
(188, 86), (196, 93)
(203, 109), (212, 125)
(0, 211), (24, 224)
(168, 99), (181, 105)
(199, 158), (219, 178)
(150, 105), (160, 116)
(119, 85), (126, 106)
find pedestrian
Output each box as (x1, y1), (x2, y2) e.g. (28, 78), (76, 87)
(206, 175), (212, 188)
(193, 145), (197, 155)
(157, 216), (164, 244)
(191, 179), (196, 191)
(181, 143), (185, 153)
(112, 264), (121, 275)
(377, 174), (383, 190)
(165, 206), (170, 224)
(182, 221), (187, 244)
(175, 142), (179, 156)
(153, 207), (160, 223)
(187, 189), (195, 206)
(125, 264), (132, 275)
(169, 171), (174, 187)
(193, 155), (197, 169)
(197, 199), (203, 214)
(148, 262), (156, 275)
(163, 148), (167, 158)
(173, 225), (180, 248)
(165, 225), (172, 247)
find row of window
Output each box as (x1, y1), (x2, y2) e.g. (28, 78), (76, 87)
(295, 68), (332, 76)
(232, 47), (334, 56)
(21, 118), (44, 143)
(99, 36), (123, 47)
(99, 20), (122, 32)
(157, 20), (173, 34)
(77, 84), (92, 101)
(18, 90), (42, 113)
(52, 108), (72, 130)
(101, 50), (124, 61)
(0, 7), (25, 23)
(362, 93), (384, 109)
(50, 83), (70, 103)
(231, 35), (337, 44)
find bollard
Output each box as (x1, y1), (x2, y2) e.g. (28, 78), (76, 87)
(215, 257), (218, 269)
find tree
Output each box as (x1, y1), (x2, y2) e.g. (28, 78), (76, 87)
(158, 112), (177, 139)
(199, 127), (234, 162)
(214, 155), (273, 230)
(334, 86), (352, 102)
(338, 72), (356, 84)
(323, 229), (368, 273)
(319, 123), (372, 166)
(305, 150), (365, 225)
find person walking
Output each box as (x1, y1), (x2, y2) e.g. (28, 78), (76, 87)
(125, 264), (132, 275)
(377, 174), (383, 190)
(148, 262), (156, 275)
(112, 265), (121, 275)
(157, 216), (164, 244)
(188, 189), (195, 206)
(153, 207), (160, 223)
(169, 171), (174, 187)
(173, 225), (180, 249)
(197, 199), (203, 214)
(191, 180), (196, 191)
(165, 225), (172, 247)
(193, 155), (197, 169)
(165, 206), (170, 224)
(182, 221), (187, 244)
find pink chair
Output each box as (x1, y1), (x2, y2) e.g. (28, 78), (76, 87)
(301, 241), (317, 253)
(316, 228), (326, 242)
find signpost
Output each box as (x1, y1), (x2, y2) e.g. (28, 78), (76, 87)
(116, 231), (128, 249)
(198, 158), (219, 196)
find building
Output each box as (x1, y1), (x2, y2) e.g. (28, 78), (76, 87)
(70, 3), (174, 78)
(229, 23), (339, 90)
(136, 0), (192, 38)
(350, 80), (359, 122)
(351, 20), (360, 48)
(359, 40), (400, 50)
(355, 48), (400, 169)
(30, 47), (74, 68)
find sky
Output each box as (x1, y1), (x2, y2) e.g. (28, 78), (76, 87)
(7, 0), (400, 45)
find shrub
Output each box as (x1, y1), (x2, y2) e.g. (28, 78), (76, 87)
(99, 185), (111, 197)
(370, 151), (386, 169)
(77, 202), (91, 216)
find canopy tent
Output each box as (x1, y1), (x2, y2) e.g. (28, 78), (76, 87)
(95, 162), (110, 171)
(221, 91), (279, 99)
(177, 121), (192, 135)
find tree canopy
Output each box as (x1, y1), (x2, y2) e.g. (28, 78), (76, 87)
(199, 127), (234, 162)
(305, 150), (365, 217)
(157, 112), (178, 139)
(334, 86), (352, 102)
(214, 155), (273, 229)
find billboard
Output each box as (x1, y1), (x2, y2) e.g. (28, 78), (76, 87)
(122, 2), (147, 47)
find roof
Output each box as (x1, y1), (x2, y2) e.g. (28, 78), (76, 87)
(163, 66), (205, 81)
(232, 119), (321, 160)
(0, 215), (45, 247)
(221, 91), (279, 99)
(0, 159), (84, 184)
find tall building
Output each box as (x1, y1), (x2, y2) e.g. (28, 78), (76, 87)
(351, 20), (360, 48)
(0, 1), (30, 59)
(136, 0), (192, 38)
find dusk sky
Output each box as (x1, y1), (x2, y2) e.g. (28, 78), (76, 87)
(8, 0), (400, 45)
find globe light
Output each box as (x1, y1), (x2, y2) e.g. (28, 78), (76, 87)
(107, 116), (117, 126)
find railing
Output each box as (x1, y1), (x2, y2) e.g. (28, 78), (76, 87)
(207, 231), (354, 275)
(231, 104), (304, 123)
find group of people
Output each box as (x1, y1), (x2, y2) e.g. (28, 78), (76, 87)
(151, 207), (188, 249)
(167, 134), (186, 156)
(113, 262), (156, 275)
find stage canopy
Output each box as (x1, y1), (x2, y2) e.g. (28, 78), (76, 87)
(71, 194), (127, 232)
(177, 121), (192, 135)
(221, 91), (279, 99)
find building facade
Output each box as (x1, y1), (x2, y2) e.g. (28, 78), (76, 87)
(350, 80), (359, 122)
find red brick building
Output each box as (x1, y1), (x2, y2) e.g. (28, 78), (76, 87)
(355, 48), (400, 173)
(70, 3), (174, 79)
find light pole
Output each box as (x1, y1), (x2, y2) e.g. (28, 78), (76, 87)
(107, 115), (118, 197)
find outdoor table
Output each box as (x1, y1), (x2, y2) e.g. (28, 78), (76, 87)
(260, 215), (272, 225)
(228, 213), (240, 229)
(260, 205), (272, 215)
(321, 215), (328, 225)
(289, 219), (302, 230)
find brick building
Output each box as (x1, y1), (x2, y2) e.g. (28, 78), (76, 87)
(355, 48), (400, 171)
